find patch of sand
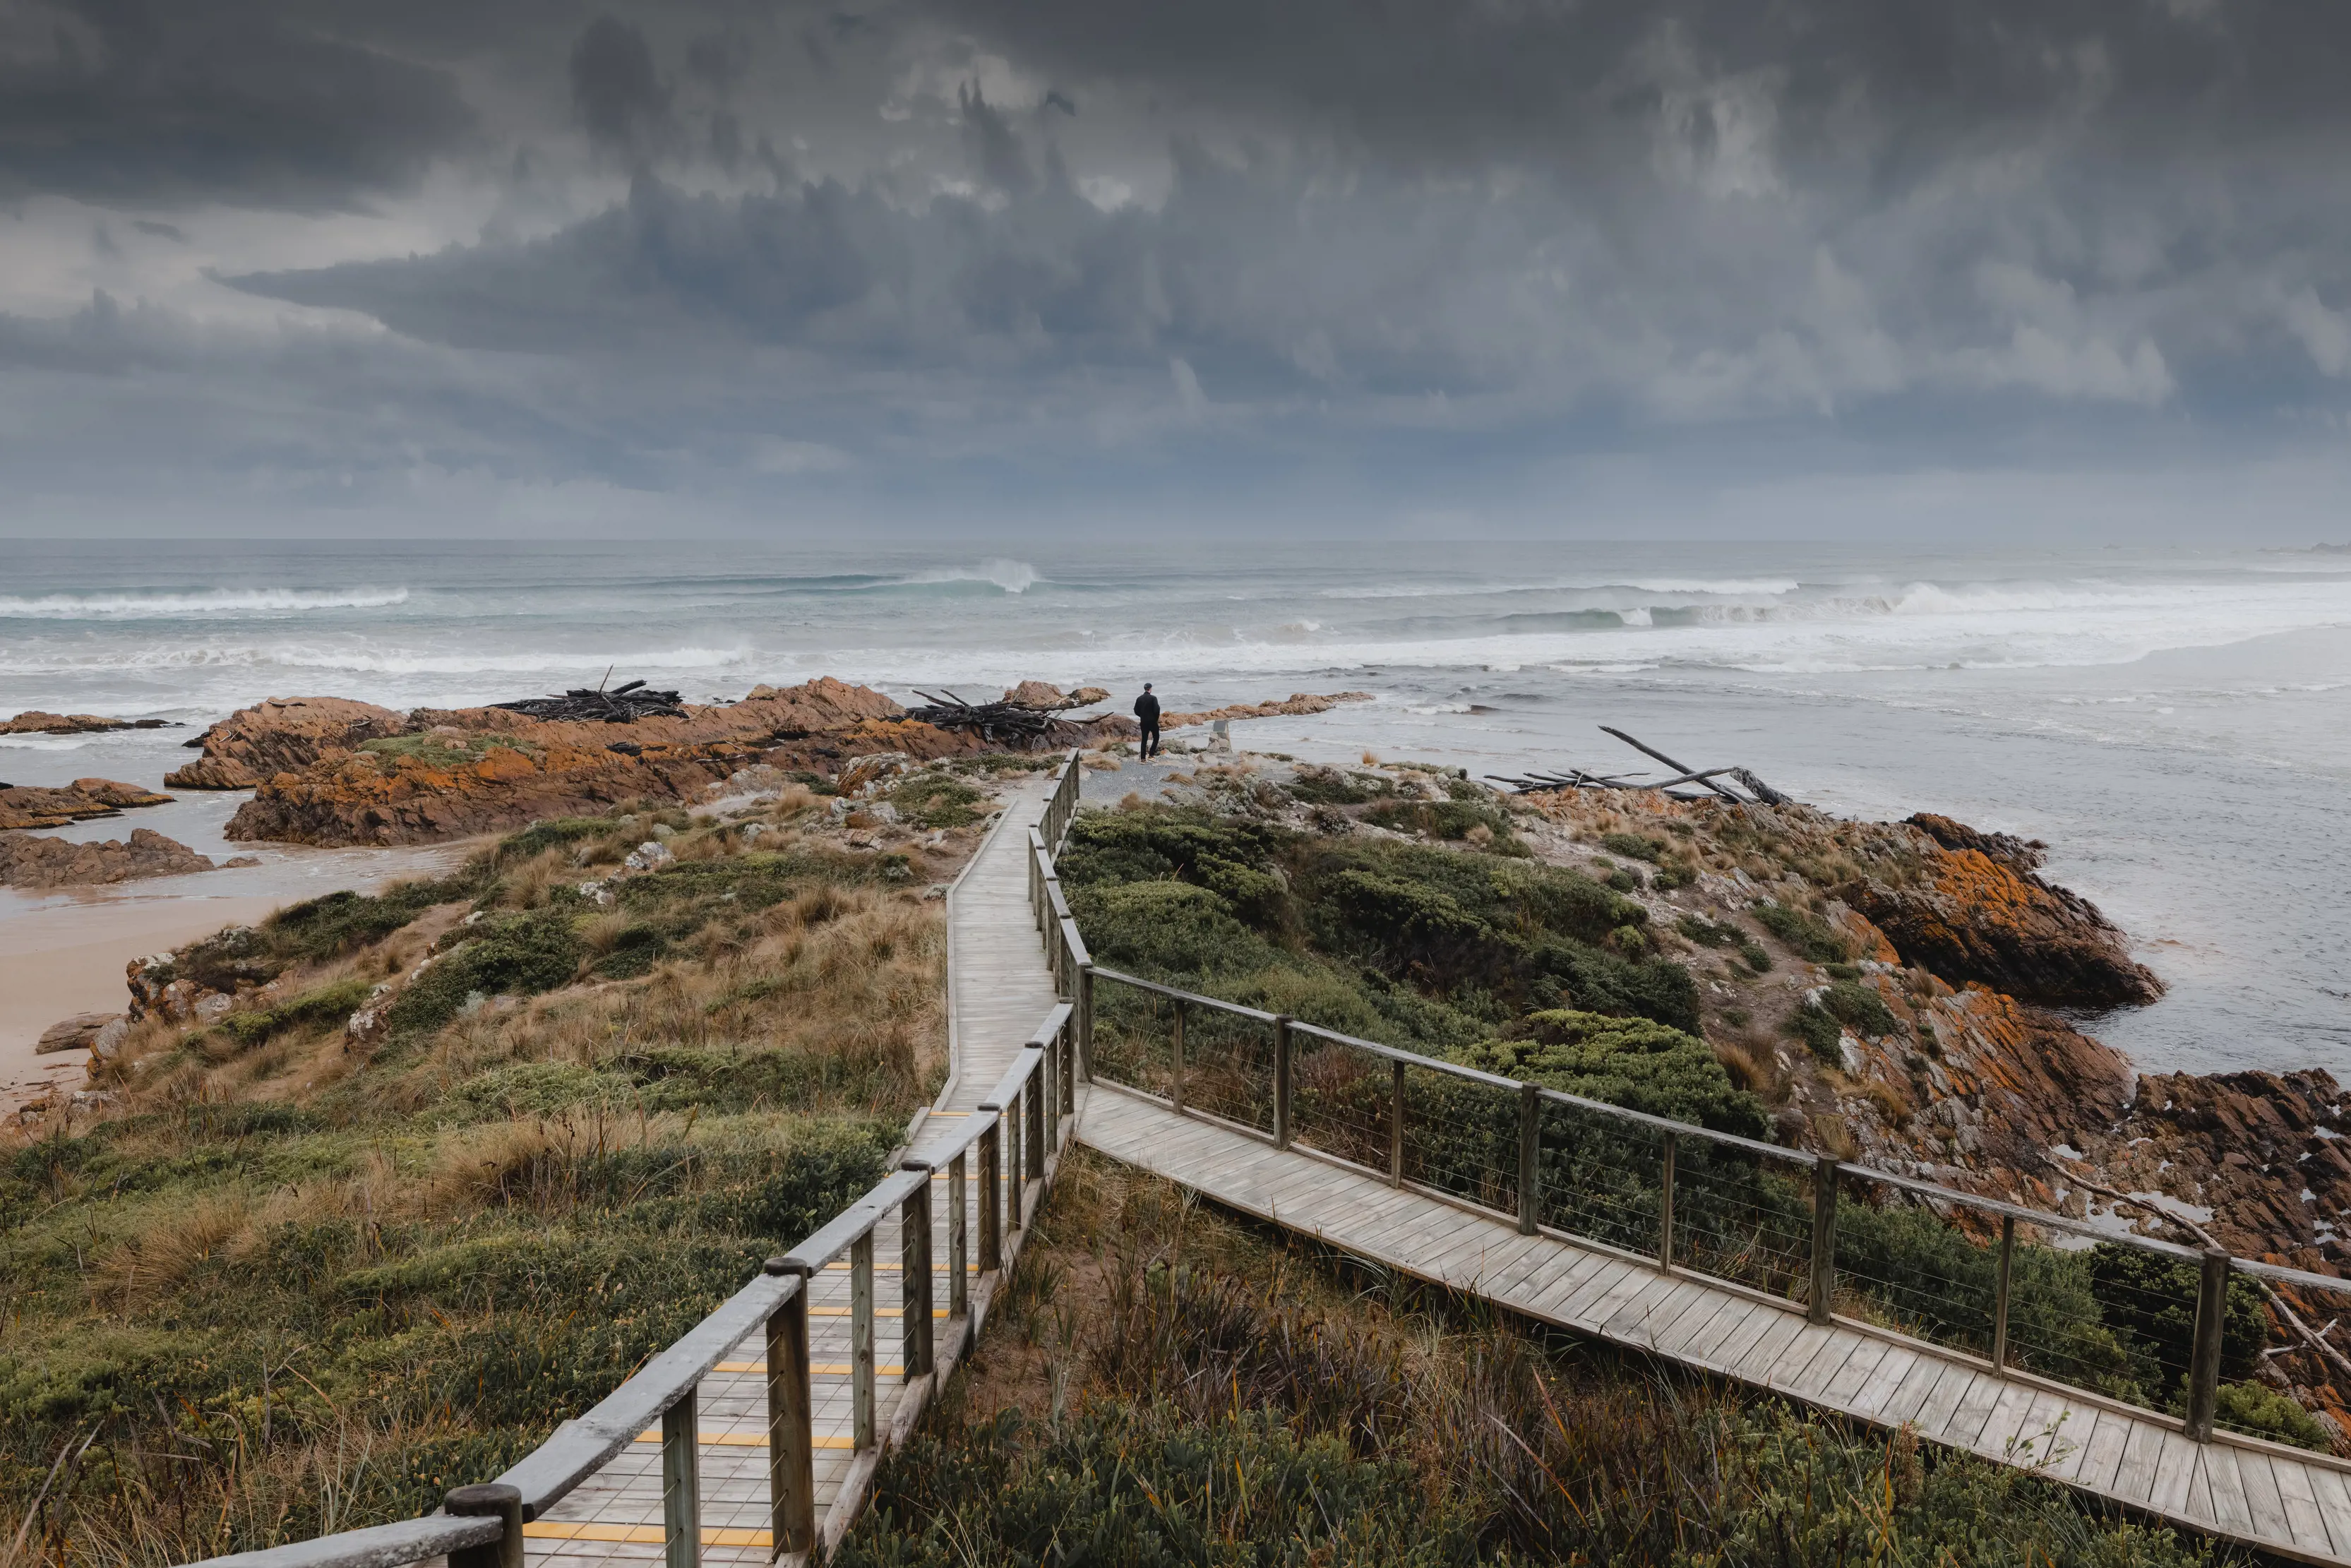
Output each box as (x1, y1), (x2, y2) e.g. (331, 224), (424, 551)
(0, 895), (283, 1110)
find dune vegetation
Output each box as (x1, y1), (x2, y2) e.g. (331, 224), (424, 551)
(0, 791), (967, 1565)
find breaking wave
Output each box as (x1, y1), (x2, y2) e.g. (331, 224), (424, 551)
(0, 587), (411, 618)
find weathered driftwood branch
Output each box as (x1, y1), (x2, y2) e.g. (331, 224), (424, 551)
(2057, 1161), (2351, 1387)
(1486, 729), (1793, 806)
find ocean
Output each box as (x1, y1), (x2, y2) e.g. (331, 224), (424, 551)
(4, 536), (2348, 1079)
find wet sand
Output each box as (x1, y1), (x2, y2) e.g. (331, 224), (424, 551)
(0, 894), (287, 1108)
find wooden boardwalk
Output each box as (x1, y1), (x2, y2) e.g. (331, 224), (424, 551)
(501, 755), (2351, 1568)
(522, 778), (1060, 1564)
(1075, 1086), (2351, 1567)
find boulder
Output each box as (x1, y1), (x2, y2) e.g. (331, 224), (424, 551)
(36, 1012), (120, 1054)
(0, 827), (220, 887)
(167, 695), (409, 789)
(0, 778), (174, 831)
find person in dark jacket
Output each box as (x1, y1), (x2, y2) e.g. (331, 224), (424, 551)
(1133, 683), (1161, 759)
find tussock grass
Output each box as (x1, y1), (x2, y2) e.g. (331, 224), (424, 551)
(849, 1153), (2228, 1568)
(0, 794), (965, 1565)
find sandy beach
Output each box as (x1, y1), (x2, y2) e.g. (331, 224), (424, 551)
(0, 893), (288, 1109)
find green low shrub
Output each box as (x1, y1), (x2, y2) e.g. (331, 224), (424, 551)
(1753, 900), (1849, 964)
(890, 773), (988, 828)
(1601, 832), (1666, 863)
(1821, 978), (1899, 1037)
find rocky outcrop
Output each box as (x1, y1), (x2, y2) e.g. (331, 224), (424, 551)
(1839, 839), (2162, 1010)
(0, 778), (174, 831)
(166, 696), (409, 789)
(0, 712), (175, 736)
(0, 827), (237, 887)
(2085, 1070), (2351, 1267)
(220, 678), (957, 846)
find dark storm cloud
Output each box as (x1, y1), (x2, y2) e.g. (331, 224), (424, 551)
(570, 13), (675, 162)
(0, 0), (480, 209)
(8, 0), (2351, 531)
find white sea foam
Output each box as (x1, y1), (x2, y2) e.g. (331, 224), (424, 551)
(895, 558), (1039, 593)
(0, 587), (411, 618)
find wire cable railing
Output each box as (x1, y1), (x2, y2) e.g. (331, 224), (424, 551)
(1078, 922), (2348, 1464)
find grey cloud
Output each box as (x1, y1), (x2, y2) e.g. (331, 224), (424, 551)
(0, 0), (479, 210)
(571, 13), (675, 161)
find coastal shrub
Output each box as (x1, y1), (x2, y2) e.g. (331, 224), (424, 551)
(385, 910), (584, 1039)
(2211, 1381), (2331, 1449)
(1601, 831), (1667, 863)
(2086, 1242), (2268, 1399)
(1461, 1010), (1766, 1137)
(1605, 866), (1643, 892)
(1833, 1204), (2138, 1396)
(888, 772), (987, 828)
(1738, 939), (1773, 973)
(496, 816), (616, 861)
(1284, 765), (1392, 805)
(220, 976), (378, 1048)
(1752, 900), (1850, 964)
(260, 874), (484, 965)
(1362, 797), (1526, 852)
(1821, 978), (1900, 1037)
(1067, 880), (1284, 980)
(1790, 1000), (1845, 1063)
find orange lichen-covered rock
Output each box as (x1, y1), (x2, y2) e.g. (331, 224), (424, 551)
(220, 678), (954, 845)
(1840, 840), (2162, 1009)
(167, 696), (409, 788)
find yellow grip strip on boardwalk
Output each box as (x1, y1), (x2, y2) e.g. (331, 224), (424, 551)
(524, 1522), (774, 1546)
(633, 1429), (850, 1449)
(714, 1360), (901, 1375)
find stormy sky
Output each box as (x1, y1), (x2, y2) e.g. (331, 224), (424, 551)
(4, 0), (2350, 537)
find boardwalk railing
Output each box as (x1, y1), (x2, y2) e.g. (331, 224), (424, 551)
(1072, 859), (2351, 1461)
(184, 756), (1091, 1568)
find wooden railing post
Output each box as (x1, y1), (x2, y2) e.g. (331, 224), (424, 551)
(1171, 998), (1186, 1114)
(1990, 1214), (2016, 1373)
(1077, 962), (1094, 1084)
(1274, 1016), (1293, 1149)
(978, 1112), (1003, 1274)
(1517, 1083), (1540, 1235)
(948, 1151), (969, 1322)
(1027, 1061), (1046, 1177)
(659, 1384), (700, 1568)
(1389, 1059), (1405, 1187)
(444, 1483), (522, 1568)
(851, 1231), (877, 1450)
(1657, 1132), (1677, 1274)
(1003, 1086), (1021, 1233)
(1809, 1156), (1839, 1324)
(2184, 1248), (2232, 1442)
(1061, 1006), (1077, 1110)
(902, 1165), (934, 1381)
(759, 1263), (815, 1557)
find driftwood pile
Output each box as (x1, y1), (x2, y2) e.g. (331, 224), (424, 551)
(492, 678), (686, 723)
(902, 689), (1103, 748)
(1490, 726), (1792, 806)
